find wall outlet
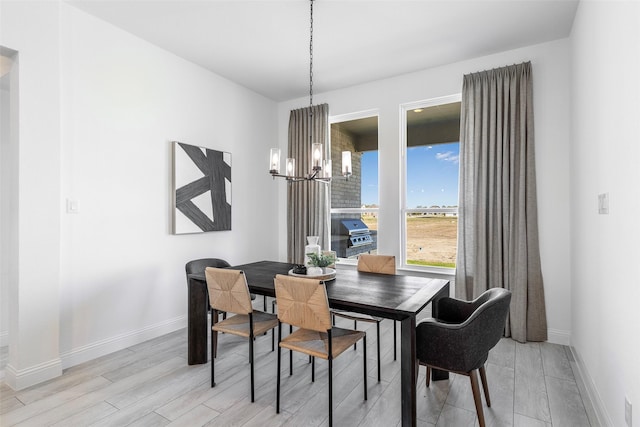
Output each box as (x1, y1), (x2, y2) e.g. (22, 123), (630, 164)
(626, 396), (633, 427)
(598, 193), (609, 214)
(66, 198), (80, 214)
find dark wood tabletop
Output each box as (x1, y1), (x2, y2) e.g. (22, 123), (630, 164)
(188, 260), (448, 320)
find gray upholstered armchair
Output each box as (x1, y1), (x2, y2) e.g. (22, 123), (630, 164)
(416, 288), (511, 427)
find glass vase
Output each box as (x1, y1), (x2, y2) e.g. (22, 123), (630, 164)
(304, 236), (321, 267)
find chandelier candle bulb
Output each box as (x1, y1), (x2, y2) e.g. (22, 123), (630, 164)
(342, 151), (352, 177)
(312, 143), (323, 171)
(286, 158), (295, 177)
(324, 159), (332, 178)
(269, 148), (281, 174)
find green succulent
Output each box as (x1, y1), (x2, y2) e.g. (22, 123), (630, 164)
(306, 252), (336, 268)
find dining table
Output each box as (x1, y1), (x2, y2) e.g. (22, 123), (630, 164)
(186, 260), (450, 427)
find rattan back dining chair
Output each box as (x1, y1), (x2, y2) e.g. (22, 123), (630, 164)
(331, 254), (396, 381)
(205, 267), (278, 402)
(274, 274), (367, 427)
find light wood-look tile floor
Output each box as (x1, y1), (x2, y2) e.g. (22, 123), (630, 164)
(1, 302), (599, 427)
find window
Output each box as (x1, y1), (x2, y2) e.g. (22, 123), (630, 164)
(329, 113), (378, 260)
(402, 97), (461, 270)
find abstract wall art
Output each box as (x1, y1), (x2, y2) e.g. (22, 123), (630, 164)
(172, 141), (231, 234)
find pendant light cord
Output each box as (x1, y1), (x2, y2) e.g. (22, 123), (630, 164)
(309, 0), (314, 108)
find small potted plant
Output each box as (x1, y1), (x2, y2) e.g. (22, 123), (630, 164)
(306, 252), (336, 275)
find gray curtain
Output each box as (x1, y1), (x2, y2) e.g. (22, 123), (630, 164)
(456, 62), (547, 343)
(287, 103), (330, 264)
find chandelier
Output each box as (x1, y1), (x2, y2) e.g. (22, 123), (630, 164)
(269, 0), (352, 183)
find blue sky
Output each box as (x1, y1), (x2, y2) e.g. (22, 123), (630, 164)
(361, 142), (460, 207)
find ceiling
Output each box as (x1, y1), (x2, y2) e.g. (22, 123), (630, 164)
(57, 1), (577, 102)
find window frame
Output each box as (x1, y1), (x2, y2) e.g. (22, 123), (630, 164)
(400, 94), (461, 274)
(329, 109), (379, 265)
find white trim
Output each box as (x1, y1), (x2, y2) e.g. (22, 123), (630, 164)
(4, 357), (62, 391)
(546, 328), (570, 346)
(60, 315), (186, 369)
(329, 109), (379, 125)
(331, 208), (379, 214)
(570, 346), (613, 427)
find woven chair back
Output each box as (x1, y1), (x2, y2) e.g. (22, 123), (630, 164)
(357, 254), (396, 275)
(274, 274), (331, 332)
(205, 267), (253, 315)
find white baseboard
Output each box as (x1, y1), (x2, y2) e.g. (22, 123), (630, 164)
(547, 328), (571, 345)
(59, 315), (187, 370)
(569, 346), (612, 427)
(4, 357), (63, 390)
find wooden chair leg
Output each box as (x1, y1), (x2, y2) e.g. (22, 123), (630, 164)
(353, 320), (357, 350)
(479, 365), (491, 407)
(249, 333), (255, 402)
(376, 322), (381, 382)
(276, 324), (282, 413)
(312, 356), (315, 382)
(211, 310), (219, 359)
(363, 335), (367, 401)
(469, 369), (486, 427)
(289, 325), (294, 375)
(211, 329), (216, 387)
(328, 357), (333, 427)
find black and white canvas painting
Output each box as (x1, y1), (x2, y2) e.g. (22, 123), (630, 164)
(172, 141), (231, 233)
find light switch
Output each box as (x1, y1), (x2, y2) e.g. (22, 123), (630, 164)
(66, 199), (80, 214)
(598, 193), (609, 214)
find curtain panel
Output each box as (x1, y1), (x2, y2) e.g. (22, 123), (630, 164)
(287, 103), (330, 264)
(456, 62), (547, 342)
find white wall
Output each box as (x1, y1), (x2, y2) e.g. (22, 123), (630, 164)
(277, 39), (573, 344)
(570, 1), (640, 426)
(1, 1), (280, 388)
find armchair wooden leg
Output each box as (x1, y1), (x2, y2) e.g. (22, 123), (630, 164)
(479, 365), (491, 407)
(426, 366), (431, 388)
(469, 369), (486, 427)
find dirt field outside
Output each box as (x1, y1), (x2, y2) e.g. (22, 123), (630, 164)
(361, 215), (457, 268)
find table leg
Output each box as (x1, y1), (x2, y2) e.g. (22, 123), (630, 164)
(400, 315), (417, 427)
(187, 277), (208, 365)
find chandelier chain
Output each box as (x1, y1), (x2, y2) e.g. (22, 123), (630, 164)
(309, 0), (314, 108)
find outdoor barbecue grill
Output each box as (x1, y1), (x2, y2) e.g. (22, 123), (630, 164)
(331, 218), (377, 258)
